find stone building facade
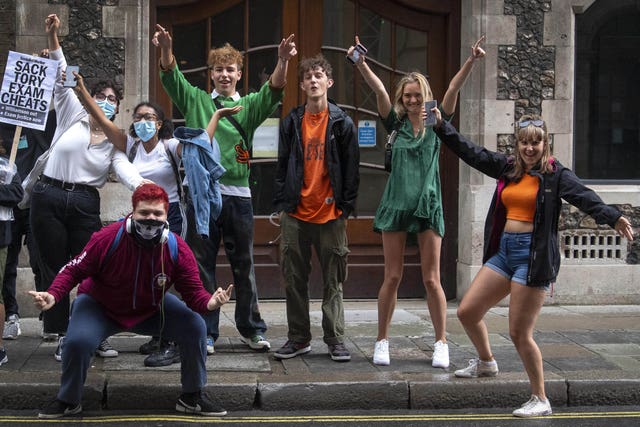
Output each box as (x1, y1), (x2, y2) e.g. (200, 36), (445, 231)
(1, 0), (638, 311)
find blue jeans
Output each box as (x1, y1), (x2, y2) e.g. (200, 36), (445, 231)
(185, 191), (266, 340)
(30, 181), (102, 334)
(58, 293), (207, 405)
(485, 231), (550, 289)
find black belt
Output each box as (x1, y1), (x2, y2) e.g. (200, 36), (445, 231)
(40, 175), (98, 194)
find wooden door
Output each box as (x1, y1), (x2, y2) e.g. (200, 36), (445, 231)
(152, 0), (461, 300)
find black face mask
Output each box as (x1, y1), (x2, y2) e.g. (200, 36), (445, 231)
(131, 218), (166, 247)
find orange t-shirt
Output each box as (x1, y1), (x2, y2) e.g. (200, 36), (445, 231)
(290, 108), (342, 224)
(501, 173), (539, 222)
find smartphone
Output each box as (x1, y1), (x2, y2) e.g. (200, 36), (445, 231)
(346, 43), (368, 64)
(64, 65), (79, 87)
(424, 99), (438, 127)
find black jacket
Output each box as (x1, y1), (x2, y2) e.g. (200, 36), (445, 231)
(0, 167), (25, 247)
(274, 102), (360, 218)
(436, 120), (622, 286)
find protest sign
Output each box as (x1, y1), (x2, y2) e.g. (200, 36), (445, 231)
(0, 51), (57, 131)
(0, 50), (57, 164)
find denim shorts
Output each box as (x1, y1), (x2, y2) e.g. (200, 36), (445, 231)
(485, 232), (550, 290)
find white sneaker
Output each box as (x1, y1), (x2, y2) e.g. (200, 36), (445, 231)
(373, 339), (390, 366)
(454, 358), (499, 378)
(512, 395), (552, 417)
(431, 340), (449, 368)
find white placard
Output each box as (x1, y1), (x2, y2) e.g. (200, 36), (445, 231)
(0, 51), (57, 131)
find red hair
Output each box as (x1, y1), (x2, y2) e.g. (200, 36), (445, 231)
(131, 183), (169, 213)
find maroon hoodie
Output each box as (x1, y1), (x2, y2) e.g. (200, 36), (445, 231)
(47, 221), (212, 329)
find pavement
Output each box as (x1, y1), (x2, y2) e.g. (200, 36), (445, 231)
(1, 300), (640, 414)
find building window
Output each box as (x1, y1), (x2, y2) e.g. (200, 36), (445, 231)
(575, 3), (640, 181)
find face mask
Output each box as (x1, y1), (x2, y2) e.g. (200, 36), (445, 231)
(132, 218), (166, 246)
(97, 100), (116, 120)
(134, 120), (157, 142)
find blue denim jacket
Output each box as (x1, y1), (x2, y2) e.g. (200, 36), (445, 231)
(173, 127), (226, 238)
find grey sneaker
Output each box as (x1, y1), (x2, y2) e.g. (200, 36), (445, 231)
(274, 340), (311, 359)
(241, 334), (271, 351)
(96, 339), (118, 358)
(328, 343), (351, 362)
(3, 314), (21, 340)
(512, 395), (552, 417)
(454, 358), (499, 378)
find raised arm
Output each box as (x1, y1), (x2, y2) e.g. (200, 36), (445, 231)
(45, 14), (60, 52)
(441, 35), (485, 115)
(152, 24), (175, 71)
(206, 106), (243, 141)
(348, 36), (392, 118)
(270, 34), (297, 89)
(71, 72), (127, 152)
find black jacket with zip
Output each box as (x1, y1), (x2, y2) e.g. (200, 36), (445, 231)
(274, 101), (360, 218)
(435, 120), (623, 286)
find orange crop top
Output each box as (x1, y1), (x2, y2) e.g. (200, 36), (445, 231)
(501, 174), (539, 222)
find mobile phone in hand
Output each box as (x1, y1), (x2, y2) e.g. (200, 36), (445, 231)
(346, 43), (368, 64)
(64, 65), (79, 87)
(424, 100), (438, 127)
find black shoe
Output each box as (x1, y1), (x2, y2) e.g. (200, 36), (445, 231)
(38, 398), (82, 419)
(139, 336), (161, 355)
(175, 391), (227, 416)
(273, 340), (311, 359)
(144, 342), (180, 367)
(328, 342), (351, 362)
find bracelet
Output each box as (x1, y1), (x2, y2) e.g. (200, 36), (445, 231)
(278, 56), (289, 62)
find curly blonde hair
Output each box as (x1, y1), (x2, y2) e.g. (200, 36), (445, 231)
(207, 43), (243, 69)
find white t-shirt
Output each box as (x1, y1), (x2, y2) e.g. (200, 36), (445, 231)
(43, 120), (116, 187)
(126, 135), (181, 203)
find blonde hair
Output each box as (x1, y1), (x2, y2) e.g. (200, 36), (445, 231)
(207, 43), (243, 69)
(392, 72), (433, 119)
(508, 114), (553, 180)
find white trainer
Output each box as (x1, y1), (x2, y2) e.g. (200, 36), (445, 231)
(454, 358), (499, 378)
(512, 395), (552, 417)
(373, 339), (390, 366)
(431, 340), (450, 368)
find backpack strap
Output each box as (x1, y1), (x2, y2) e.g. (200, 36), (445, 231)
(103, 221), (126, 269)
(166, 232), (178, 263)
(213, 97), (248, 144)
(127, 140), (141, 162)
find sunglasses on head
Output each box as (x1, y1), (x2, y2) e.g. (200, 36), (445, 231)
(518, 119), (545, 128)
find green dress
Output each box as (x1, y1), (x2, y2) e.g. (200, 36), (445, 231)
(373, 109), (450, 236)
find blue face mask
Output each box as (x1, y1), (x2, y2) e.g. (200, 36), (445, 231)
(97, 100), (116, 120)
(134, 120), (158, 142)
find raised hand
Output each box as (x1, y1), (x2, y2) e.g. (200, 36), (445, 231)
(152, 24), (172, 50)
(471, 35), (486, 60)
(45, 14), (60, 35)
(278, 34), (297, 60)
(347, 35), (366, 65)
